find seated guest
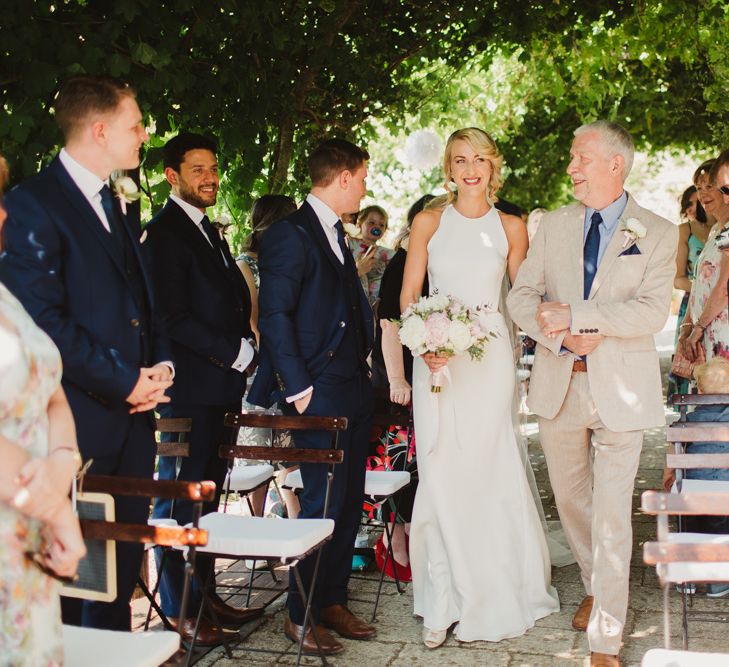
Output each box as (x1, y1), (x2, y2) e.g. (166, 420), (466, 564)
(146, 132), (261, 642)
(0, 75), (173, 631)
(663, 356), (729, 597)
(349, 205), (395, 309)
(0, 154), (85, 664)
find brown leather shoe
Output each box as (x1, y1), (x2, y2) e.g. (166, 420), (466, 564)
(168, 617), (237, 647)
(572, 595), (594, 631)
(590, 652), (620, 666)
(204, 595), (264, 628)
(283, 616), (344, 655)
(320, 604), (377, 639)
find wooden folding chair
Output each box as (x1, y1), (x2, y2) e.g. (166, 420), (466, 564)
(62, 475), (212, 667)
(641, 490), (729, 666)
(284, 406), (412, 621)
(187, 412), (346, 666)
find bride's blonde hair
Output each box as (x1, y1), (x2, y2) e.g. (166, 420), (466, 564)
(428, 127), (503, 211)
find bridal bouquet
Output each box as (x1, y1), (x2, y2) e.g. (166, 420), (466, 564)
(398, 294), (497, 392)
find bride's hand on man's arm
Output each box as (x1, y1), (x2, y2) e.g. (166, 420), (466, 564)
(422, 352), (449, 373)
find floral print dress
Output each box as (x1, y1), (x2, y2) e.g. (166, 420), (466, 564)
(689, 224), (729, 360)
(349, 241), (395, 307)
(0, 283), (63, 666)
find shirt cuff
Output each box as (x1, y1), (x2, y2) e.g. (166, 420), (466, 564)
(286, 386), (313, 403)
(159, 361), (175, 379)
(231, 338), (255, 373)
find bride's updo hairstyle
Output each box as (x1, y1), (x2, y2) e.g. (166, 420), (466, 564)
(429, 127), (503, 210)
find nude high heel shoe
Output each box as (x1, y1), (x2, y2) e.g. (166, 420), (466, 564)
(422, 627), (447, 649)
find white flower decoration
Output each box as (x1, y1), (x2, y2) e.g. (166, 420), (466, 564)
(343, 222), (361, 239)
(112, 176), (141, 215)
(620, 217), (646, 248)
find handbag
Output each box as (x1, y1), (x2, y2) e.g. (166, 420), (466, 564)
(671, 342), (706, 380)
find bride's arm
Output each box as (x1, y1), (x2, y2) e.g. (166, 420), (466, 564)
(400, 209), (440, 311)
(500, 213), (529, 283)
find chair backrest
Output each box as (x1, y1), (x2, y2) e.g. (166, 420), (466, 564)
(641, 489), (729, 650)
(155, 417), (192, 458)
(220, 413), (347, 464)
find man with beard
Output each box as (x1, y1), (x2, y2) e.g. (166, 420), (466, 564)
(145, 132), (260, 643)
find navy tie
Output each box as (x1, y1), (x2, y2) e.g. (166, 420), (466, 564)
(99, 184), (126, 247)
(583, 211), (602, 299)
(334, 220), (349, 263)
(200, 215), (228, 267)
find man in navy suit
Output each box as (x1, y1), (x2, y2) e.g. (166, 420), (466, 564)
(249, 139), (376, 655)
(0, 75), (173, 631)
(145, 132), (261, 642)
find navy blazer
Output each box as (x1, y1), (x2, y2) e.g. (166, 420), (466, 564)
(249, 201), (374, 408)
(0, 156), (170, 458)
(144, 200), (252, 405)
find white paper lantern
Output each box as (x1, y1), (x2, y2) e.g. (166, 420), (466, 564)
(403, 129), (443, 171)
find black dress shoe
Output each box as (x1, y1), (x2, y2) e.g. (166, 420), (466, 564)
(204, 595), (264, 628)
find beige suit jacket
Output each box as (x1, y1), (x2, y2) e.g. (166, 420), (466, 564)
(507, 194), (678, 432)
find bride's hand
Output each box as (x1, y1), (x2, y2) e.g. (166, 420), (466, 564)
(423, 352), (449, 373)
(389, 377), (411, 405)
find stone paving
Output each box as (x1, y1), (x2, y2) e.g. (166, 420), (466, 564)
(188, 354), (729, 665)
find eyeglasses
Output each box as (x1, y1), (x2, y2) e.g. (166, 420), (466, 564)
(24, 550), (80, 585)
(720, 185), (729, 196)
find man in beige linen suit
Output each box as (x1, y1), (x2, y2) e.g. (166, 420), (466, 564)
(507, 121), (677, 667)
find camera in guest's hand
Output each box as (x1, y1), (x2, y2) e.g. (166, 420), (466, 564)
(715, 228), (729, 250)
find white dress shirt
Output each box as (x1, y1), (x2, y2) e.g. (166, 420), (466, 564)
(59, 148), (112, 232)
(168, 195), (253, 374)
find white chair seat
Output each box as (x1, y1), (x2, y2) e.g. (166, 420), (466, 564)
(191, 512), (334, 562)
(285, 469), (410, 498)
(225, 463), (274, 492)
(663, 532), (729, 583)
(642, 648), (729, 666)
(63, 626), (179, 667)
(676, 479), (729, 494)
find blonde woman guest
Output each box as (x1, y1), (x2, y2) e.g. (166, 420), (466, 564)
(679, 159), (729, 363)
(0, 156), (85, 665)
(401, 128), (558, 648)
(349, 205), (395, 308)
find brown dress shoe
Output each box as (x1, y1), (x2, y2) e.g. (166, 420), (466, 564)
(283, 616), (344, 656)
(204, 595), (264, 627)
(320, 604), (377, 639)
(590, 652), (620, 666)
(572, 595), (594, 631)
(168, 617), (237, 647)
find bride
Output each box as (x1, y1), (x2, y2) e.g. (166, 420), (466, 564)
(400, 127), (559, 648)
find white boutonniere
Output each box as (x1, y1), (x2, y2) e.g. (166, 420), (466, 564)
(620, 217), (646, 248)
(211, 213), (233, 237)
(343, 222), (361, 239)
(112, 176), (141, 215)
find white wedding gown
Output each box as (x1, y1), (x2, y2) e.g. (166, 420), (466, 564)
(411, 204), (559, 642)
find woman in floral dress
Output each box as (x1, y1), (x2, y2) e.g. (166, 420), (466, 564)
(0, 156), (85, 666)
(679, 160), (729, 363)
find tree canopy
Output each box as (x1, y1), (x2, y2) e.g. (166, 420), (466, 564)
(2, 0), (727, 247)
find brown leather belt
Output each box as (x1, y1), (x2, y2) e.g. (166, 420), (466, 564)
(573, 359), (587, 372)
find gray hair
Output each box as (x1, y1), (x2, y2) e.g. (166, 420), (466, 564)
(574, 120), (635, 181)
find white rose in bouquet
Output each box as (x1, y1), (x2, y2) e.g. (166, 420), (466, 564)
(428, 294), (450, 311)
(448, 319), (473, 353)
(399, 314), (427, 352)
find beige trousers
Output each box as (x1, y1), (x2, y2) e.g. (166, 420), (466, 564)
(538, 372), (643, 655)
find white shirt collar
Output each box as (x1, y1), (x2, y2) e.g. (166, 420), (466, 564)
(169, 193), (206, 224)
(306, 193), (339, 229)
(59, 148), (107, 199)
